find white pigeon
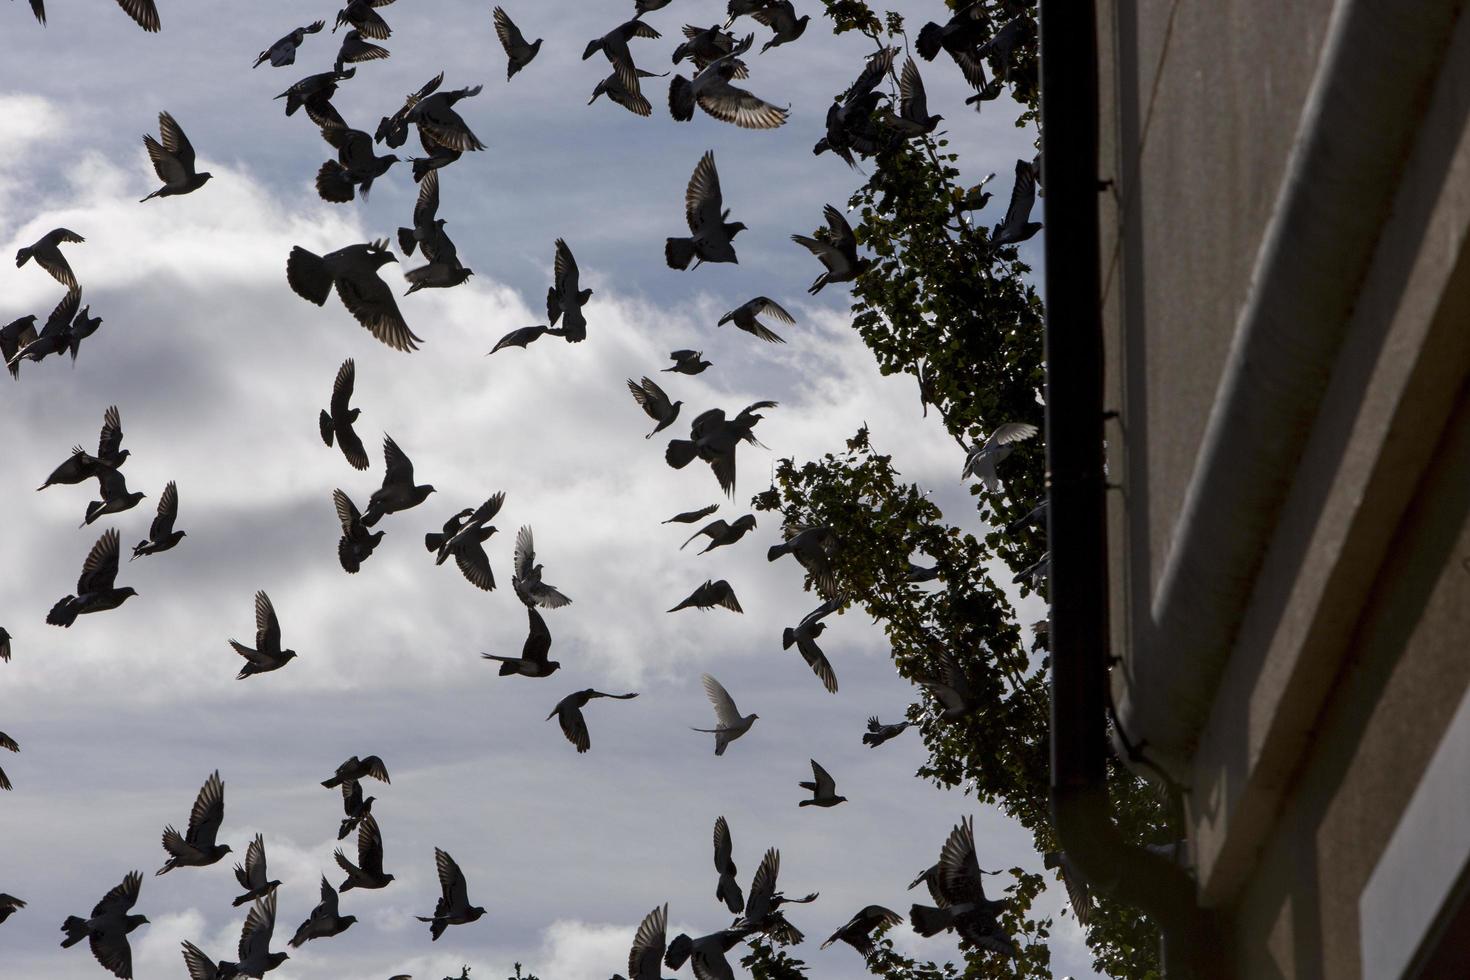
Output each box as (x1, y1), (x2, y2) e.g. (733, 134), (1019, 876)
(961, 422), (1038, 491)
(691, 674), (757, 755)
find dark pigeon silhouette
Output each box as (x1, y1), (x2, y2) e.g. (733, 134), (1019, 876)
(425, 493), (503, 591)
(668, 579), (742, 613)
(628, 377), (683, 438)
(493, 7), (542, 79)
(736, 848), (818, 943)
(316, 124), (401, 203)
(157, 771), (232, 875)
(226, 891), (290, 976)
(666, 401), (775, 497)
(0, 893), (25, 925)
(0, 730), (16, 790)
(60, 871), (149, 980)
(323, 756), (390, 789)
(665, 151), (745, 269)
(15, 227), (84, 289)
(547, 689), (639, 752)
(338, 779), (376, 841)
(361, 435), (436, 526)
(334, 29), (389, 71)
(713, 816), (744, 913)
(821, 905), (903, 959)
(320, 359), (370, 470)
(38, 405), (127, 490)
(335, 0), (392, 38)
(862, 716), (911, 747)
(27, 0), (161, 31)
(276, 68), (355, 128)
(618, 903), (672, 980)
(287, 239), (423, 352)
(65, 303), (104, 363)
(916, 3), (990, 89)
(131, 481), (185, 559)
(0, 628), (10, 663)
(546, 238), (591, 342)
(798, 759), (846, 807)
(663, 504), (719, 524)
(230, 592), (297, 679)
(792, 205), (869, 293)
(140, 112), (212, 202)
(681, 514), (756, 554)
(512, 525), (572, 609)
(232, 834), (282, 907)
(289, 875), (357, 947)
(47, 529), (138, 627)
(335, 813), (395, 891)
(254, 21), (325, 68)
(481, 605), (560, 677)
(909, 816), (1014, 957)
(333, 489), (384, 573)
(416, 849), (486, 940)
(82, 467), (146, 528)
(718, 296), (792, 343)
(7, 288), (80, 371)
(669, 34), (788, 129)
(663, 349), (710, 375)
(487, 324), (554, 355)
(751, 0), (807, 52)
(767, 524), (840, 598)
(990, 158), (1042, 246)
(783, 598), (838, 693)
(692, 673), (757, 755)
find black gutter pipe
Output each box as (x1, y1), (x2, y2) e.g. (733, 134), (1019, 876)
(1040, 1), (1222, 976)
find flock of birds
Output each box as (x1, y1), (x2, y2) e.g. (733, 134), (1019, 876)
(3, 0), (1050, 978)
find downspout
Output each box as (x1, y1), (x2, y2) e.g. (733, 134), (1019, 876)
(1040, 1), (1221, 976)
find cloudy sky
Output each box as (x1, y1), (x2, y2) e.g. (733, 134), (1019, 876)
(0, 2), (1085, 978)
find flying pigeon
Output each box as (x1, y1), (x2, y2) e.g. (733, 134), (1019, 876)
(487, 325), (554, 355)
(681, 515), (756, 554)
(0, 315), (38, 379)
(0, 730), (16, 790)
(493, 7), (542, 80)
(664, 928), (752, 980)
(65, 303), (104, 363)
(377, 72), (443, 148)
(323, 755), (390, 789)
(713, 816), (744, 913)
(725, 0), (777, 27)
(750, 0), (808, 52)
(333, 489), (384, 573)
(60, 871), (149, 980)
(335, 813), (395, 891)
(862, 716), (911, 747)
(335, 0), (392, 39)
(792, 205), (870, 293)
(669, 579), (742, 613)
(909, 816), (1014, 957)
(798, 759), (846, 807)
(512, 525), (572, 609)
(0, 628), (10, 663)
(665, 151), (745, 269)
(140, 112), (212, 202)
(916, 3), (991, 90)
(583, 18), (661, 83)
(906, 560), (942, 583)
(47, 529), (138, 627)
(673, 24), (750, 76)
(232, 834), (282, 907)
(1005, 499), (1047, 535)
(316, 124), (401, 203)
(812, 47), (896, 167)
(718, 297), (792, 343)
(0, 893), (24, 925)
(546, 238), (592, 342)
(287, 239), (422, 352)
(7, 288), (80, 370)
(663, 349), (710, 374)
(131, 481), (185, 559)
(81, 466), (146, 528)
(990, 158), (1042, 247)
(821, 905), (903, 959)
(767, 524), (840, 598)
(481, 605), (561, 677)
(628, 377), (683, 438)
(408, 80), (486, 152)
(37, 405), (129, 490)
(230, 591), (297, 679)
(253, 21), (325, 68)
(289, 876), (357, 947)
(226, 891), (290, 976)
(547, 689), (639, 752)
(15, 228), (84, 289)
(879, 58), (943, 136)
(619, 904), (672, 980)
(361, 436), (436, 526)
(782, 600), (838, 693)
(663, 504), (719, 524)
(276, 68), (355, 128)
(416, 849), (487, 940)
(590, 66), (667, 117)
(156, 771), (231, 875)
(665, 401), (775, 497)
(691, 673), (757, 755)
(669, 34), (787, 129)
(396, 169), (455, 266)
(319, 359), (369, 470)
(914, 645), (978, 721)
(338, 778), (376, 841)
(180, 939), (227, 980)
(425, 492), (502, 591)
(961, 421), (1037, 491)
(737, 848), (818, 943)
(334, 29), (389, 71)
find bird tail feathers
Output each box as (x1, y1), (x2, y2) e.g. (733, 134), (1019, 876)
(286, 247), (332, 305)
(61, 916), (88, 947)
(319, 411), (335, 447)
(397, 227), (417, 256)
(916, 23), (943, 61)
(665, 439), (698, 469)
(46, 597), (78, 628)
(909, 904), (951, 937)
(669, 74), (695, 121)
(315, 160), (356, 203)
(665, 237), (696, 270)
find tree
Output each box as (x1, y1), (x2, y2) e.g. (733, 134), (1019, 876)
(747, 1), (1175, 976)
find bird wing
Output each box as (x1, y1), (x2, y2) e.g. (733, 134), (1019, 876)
(360, 755), (391, 782)
(117, 0), (161, 31)
(936, 816), (986, 905)
(89, 929), (134, 980)
(713, 816), (735, 872)
(185, 770), (225, 847)
(336, 269), (421, 352)
(329, 358), (356, 418)
(381, 434), (415, 487)
(514, 525), (536, 580)
(239, 891), (277, 961)
(523, 606), (552, 664)
(242, 833), (267, 889)
(844, 45), (896, 103)
(797, 636), (838, 693)
(41, 288), (81, 337)
(685, 150), (724, 233)
(823, 204), (857, 252)
(358, 814), (386, 874)
(317, 874), (339, 917)
(790, 233), (842, 272)
(698, 79), (788, 129)
(96, 465), (131, 503)
(984, 420), (1039, 450)
(158, 111), (197, 172)
(78, 528), (121, 594)
(98, 405), (124, 460)
(683, 520), (728, 550)
(453, 540), (496, 591)
(747, 848), (780, 918)
(753, 297), (794, 324)
(715, 582), (743, 613)
(639, 376), (672, 413)
(493, 5), (528, 49)
(998, 159), (1038, 232)
(629, 904), (668, 979)
(150, 480), (179, 539)
(412, 169), (441, 226)
(553, 238), (581, 295)
(92, 870), (142, 917)
(435, 848), (470, 909)
(254, 591), (282, 652)
(810, 759), (836, 796)
(899, 57), (930, 120)
(341, 778), (364, 814)
(182, 940), (217, 980)
(702, 674), (741, 727)
(556, 700), (590, 751)
(333, 489), (363, 533)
